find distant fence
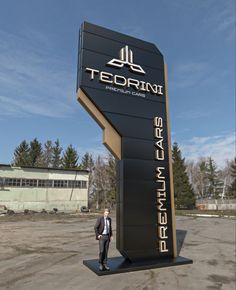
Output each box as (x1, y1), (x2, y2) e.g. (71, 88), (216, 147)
(196, 199), (236, 210)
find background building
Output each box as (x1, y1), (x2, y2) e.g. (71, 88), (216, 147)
(0, 164), (89, 212)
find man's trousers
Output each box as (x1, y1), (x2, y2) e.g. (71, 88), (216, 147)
(99, 235), (110, 265)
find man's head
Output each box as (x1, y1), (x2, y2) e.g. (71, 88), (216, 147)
(103, 208), (110, 217)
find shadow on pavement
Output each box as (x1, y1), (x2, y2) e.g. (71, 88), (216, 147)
(176, 229), (187, 256)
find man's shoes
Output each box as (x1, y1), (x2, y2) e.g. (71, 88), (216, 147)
(98, 263), (110, 271)
(103, 264), (110, 271)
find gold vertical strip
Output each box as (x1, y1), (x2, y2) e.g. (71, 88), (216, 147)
(164, 63), (177, 258)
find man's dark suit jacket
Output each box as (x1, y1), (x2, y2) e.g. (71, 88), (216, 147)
(94, 216), (113, 240)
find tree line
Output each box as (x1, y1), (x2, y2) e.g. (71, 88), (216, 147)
(172, 142), (235, 209)
(13, 139), (79, 169)
(12, 138), (116, 209)
(11, 139), (235, 209)
(185, 155), (235, 200)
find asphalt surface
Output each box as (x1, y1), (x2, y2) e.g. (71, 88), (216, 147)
(0, 213), (235, 290)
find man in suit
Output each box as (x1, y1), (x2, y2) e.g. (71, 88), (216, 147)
(94, 208), (113, 271)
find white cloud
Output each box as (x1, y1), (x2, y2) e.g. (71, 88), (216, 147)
(201, 0), (235, 41)
(0, 29), (76, 118)
(0, 95), (73, 118)
(179, 132), (235, 168)
(177, 109), (210, 120)
(170, 61), (209, 89)
(77, 145), (108, 160)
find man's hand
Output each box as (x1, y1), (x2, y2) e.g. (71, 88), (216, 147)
(110, 236), (113, 241)
(98, 235), (102, 239)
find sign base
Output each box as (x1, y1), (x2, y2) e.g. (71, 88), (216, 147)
(83, 256), (193, 276)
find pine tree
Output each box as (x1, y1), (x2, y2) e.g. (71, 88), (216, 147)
(199, 159), (208, 198)
(12, 140), (30, 166)
(105, 152), (117, 207)
(52, 139), (62, 168)
(61, 144), (79, 168)
(172, 142), (195, 209)
(91, 155), (108, 209)
(227, 157), (236, 198)
(42, 140), (53, 167)
(206, 157), (222, 199)
(29, 138), (43, 167)
(79, 152), (94, 198)
(79, 152), (94, 170)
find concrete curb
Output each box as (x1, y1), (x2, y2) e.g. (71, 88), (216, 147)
(183, 213), (236, 219)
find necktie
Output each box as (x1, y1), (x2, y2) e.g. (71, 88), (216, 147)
(105, 218), (109, 234)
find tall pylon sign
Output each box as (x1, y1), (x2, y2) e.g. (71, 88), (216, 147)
(77, 22), (192, 275)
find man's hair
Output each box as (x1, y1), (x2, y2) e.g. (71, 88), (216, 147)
(104, 208), (110, 213)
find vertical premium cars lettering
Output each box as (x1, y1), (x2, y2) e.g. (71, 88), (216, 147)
(154, 117), (164, 160)
(154, 116), (168, 253)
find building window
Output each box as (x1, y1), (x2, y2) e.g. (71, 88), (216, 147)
(4, 178), (21, 187)
(38, 180), (46, 187)
(0, 178), (4, 188)
(54, 180), (64, 188)
(62, 180), (68, 187)
(68, 180), (74, 188)
(0, 176), (87, 189)
(74, 181), (81, 188)
(38, 180), (53, 187)
(82, 181), (87, 189)
(22, 179), (37, 187)
(47, 180), (53, 187)
(38, 180), (45, 187)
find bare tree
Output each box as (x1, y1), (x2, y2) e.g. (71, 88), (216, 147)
(89, 152), (117, 209)
(91, 155), (109, 209)
(185, 157), (208, 201)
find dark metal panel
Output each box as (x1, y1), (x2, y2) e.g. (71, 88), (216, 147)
(118, 249), (172, 262)
(118, 179), (171, 204)
(81, 87), (167, 121)
(118, 200), (172, 229)
(104, 113), (169, 141)
(117, 159), (170, 182)
(116, 202), (121, 250)
(118, 179), (157, 205)
(118, 158), (169, 182)
(122, 138), (169, 160)
(82, 22), (163, 55)
(119, 225), (173, 256)
(122, 224), (157, 250)
(78, 47), (164, 73)
(81, 84), (166, 105)
(80, 35), (164, 70)
(121, 202), (164, 226)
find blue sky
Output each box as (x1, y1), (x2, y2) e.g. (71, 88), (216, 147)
(0, 0), (235, 167)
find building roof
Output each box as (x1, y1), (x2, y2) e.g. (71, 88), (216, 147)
(0, 164), (89, 173)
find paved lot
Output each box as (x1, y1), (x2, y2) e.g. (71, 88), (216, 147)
(0, 213), (235, 290)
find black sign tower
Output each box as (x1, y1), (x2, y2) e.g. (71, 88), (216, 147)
(77, 22), (192, 275)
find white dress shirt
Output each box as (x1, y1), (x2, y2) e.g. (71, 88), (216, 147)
(102, 217), (109, 234)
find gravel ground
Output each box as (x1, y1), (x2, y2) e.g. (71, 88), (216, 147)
(0, 213), (235, 290)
